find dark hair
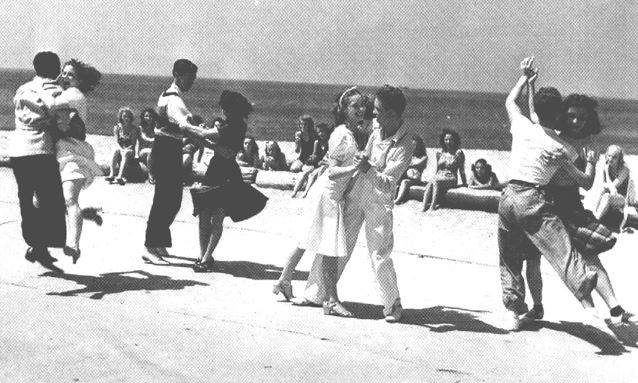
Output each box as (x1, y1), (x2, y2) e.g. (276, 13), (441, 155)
(219, 90), (253, 120)
(332, 86), (362, 126)
(64, 59), (101, 93)
(140, 107), (158, 133)
(33, 51), (60, 79)
(471, 158), (493, 180)
(534, 87), (563, 122)
(562, 93), (602, 136)
(363, 95), (375, 120)
(375, 85), (407, 116)
(439, 128), (461, 152)
(173, 59), (198, 76)
(315, 122), (331, 134)
(413, 135), (426, 158)
(118, 107), (134, 124)
(243, 135), (259, 158)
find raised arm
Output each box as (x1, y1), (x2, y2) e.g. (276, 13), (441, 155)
(527, 70), (539, 124)
(506, 57), (536, 122)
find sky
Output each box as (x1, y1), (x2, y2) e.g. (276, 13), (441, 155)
(2, 0), (638, 98)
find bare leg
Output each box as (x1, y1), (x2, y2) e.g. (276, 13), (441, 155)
(278, 247), (305, 283)
(63, 178), (85, 252)
(421, 182), (433, 211)
(303, 169), (321, 198)
(590, 257), (620, 310)
(117, 150), (134, 179)
(321, 255), (352, 317)
(107, 150), (121, 178)
(292, 169), (311, 197)
(594, 192), (611, 220)
(200, 207), (225, 263)
(198, 208), (213, 261)
(428, 181), (441, 212)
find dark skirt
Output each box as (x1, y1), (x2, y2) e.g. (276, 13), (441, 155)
(546, 185), (616, 256)
(190, 155), (268, 222)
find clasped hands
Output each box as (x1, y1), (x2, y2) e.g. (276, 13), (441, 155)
(354, 151), (372, 173)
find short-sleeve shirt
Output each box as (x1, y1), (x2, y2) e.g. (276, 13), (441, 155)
(508, 115), (577, 186)
(323, 124), (358, 200)
(9, 76), (63, 157)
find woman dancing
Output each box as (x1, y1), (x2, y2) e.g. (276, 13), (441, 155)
(421, 129), (466, 212)
(185, 90), (268, 272)
(273, 87), (363, 318)
(44, 59), (103, 263)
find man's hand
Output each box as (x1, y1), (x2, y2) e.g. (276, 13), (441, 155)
(585, 150), (598, 164)
(520, 56), (536, 77)
(354, 152), (371, 173)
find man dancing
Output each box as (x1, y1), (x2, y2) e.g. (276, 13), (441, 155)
(498, 57), (597, 330)
(295, 85), (414, 323)
(143, 59), (200, 264)
(10, 52), (67, 268)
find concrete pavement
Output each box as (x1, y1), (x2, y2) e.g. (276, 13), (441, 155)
(0, 168), (637, 382)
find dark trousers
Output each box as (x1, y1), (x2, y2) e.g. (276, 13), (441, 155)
(145, 136), (183, 247)
(10, 155), (66, 249)
(498, 183), (597, 314)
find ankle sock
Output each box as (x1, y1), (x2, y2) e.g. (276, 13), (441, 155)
(610, 305), (625, 317)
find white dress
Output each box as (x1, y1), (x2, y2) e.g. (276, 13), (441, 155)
(54, 88), (103, 188)
(297, 124), (358, 257)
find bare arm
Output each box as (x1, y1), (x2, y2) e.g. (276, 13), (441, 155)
(506, 57), (536, 123)
(527, 71), (539, 124)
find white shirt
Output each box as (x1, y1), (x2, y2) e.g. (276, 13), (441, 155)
(322, 124), (358, 200)
(9, 76), (62, 156)
(156, 82), (191, 140)
(508, 115), (577, 186)
(349, 124), (415, 206)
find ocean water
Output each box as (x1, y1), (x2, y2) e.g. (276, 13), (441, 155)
(2, 68), (638, 153)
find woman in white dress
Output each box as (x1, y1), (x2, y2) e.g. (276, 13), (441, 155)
(45, 59), (103, 263)
(273, 86), (364, 317)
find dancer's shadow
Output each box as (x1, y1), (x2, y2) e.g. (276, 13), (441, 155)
(41, 270), (208, 300)
(536, 321), (628, 356)
(213, 260), (309, 281)
(605, 320), (638, 348)
(344, 303), (508, 335)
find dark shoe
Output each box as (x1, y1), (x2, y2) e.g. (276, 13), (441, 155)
(105, 176), (115, 183)
(63, 246), (81, 264)
(272, 281), (294, 301)
(115, 177), (127, 185)
(193, 259), (215, 273)
(81, 207), (103, 226)
(522, 305), (544, 321)
(323, 301), (353, 318)
(25, 247), (58, 264)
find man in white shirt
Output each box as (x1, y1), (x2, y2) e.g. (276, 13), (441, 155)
(143, 59), (200, 264)
(499, 58), (597, 330)
(295, 85), (414, 323)
(10, 52), (66, 267)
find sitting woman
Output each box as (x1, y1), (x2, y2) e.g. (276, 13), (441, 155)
(593, 145), (630, 221)
(394, 135), (428, 204)
(290, 115), (318, 172)
(422, 128), (466, 212)
(236, 135), (261, 168)
(138, 108), (157, 183)
(106, 107), (140, 185)
(260, 141), (288, 171)
(291, 122), (331, 197)
(468, 158), (501, 190)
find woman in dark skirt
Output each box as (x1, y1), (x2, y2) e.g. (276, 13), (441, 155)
(185, 90), (267, 272)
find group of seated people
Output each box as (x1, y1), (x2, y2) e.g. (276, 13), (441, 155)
(393, 128), (634, 226)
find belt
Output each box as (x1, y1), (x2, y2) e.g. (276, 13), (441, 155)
(509, 179), (542, 188)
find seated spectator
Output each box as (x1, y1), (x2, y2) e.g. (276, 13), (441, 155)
(290, 114), (317, 172)
(422, 128), (466, 212)
(593, 145), (630, 220)
(137, 107), (157, 183)
(394, 135), (428, 204)
(236, 135), (261, 168)
(291, 122), (331, 197)
(468, 158), (501, 190)
(260, 141), (288, 171)
(182, 114), (205, 184)
(106, 107), (140, 185)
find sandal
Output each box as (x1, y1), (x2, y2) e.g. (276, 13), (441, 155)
(272, 281), (294, 301)
(322, 301), (353, 318)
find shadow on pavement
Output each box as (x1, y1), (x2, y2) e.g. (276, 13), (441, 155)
(344, 303), (508, 334)
(538, 321), (628, 356)
(41, 270), (208, 299)
(213, 260), (309, 281)
(605, 320), (638, 348)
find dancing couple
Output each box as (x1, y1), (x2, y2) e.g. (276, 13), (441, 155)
(143, 59), (267, 269)
(499, 57), (635, 331)
(274, 85), (414, 322)
(10, 52), (103, 267)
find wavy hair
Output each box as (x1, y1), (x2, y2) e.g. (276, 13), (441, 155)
(439, 128), (461, 153)
(65, 59), (101, 93)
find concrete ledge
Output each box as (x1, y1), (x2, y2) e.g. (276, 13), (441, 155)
(254, 170), (298, 190)
(408, 185), (500, 212)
